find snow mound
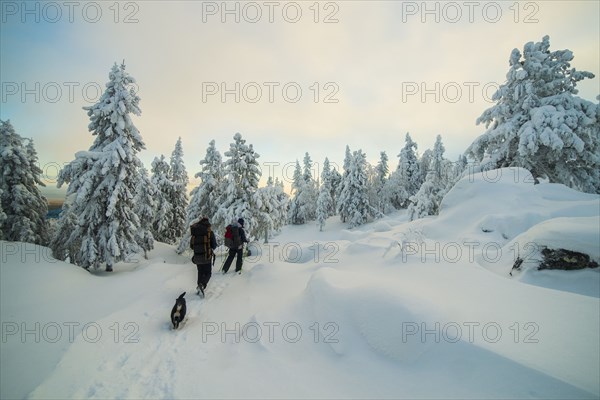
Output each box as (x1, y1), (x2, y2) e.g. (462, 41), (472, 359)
(305, 268), (438, 362)
(423, 168), (599, 280)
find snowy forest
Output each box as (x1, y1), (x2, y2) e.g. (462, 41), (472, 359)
(1, 36), (599, 272)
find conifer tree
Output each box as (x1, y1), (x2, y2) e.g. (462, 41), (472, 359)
(55, 63), (149, 271)
(467, 36), (599, 193)
(0, 121), (49, 245)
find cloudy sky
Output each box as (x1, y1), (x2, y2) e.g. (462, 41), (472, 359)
(1, 0), (598, 200)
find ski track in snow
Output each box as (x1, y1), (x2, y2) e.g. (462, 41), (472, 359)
(75, 269), (236, 399)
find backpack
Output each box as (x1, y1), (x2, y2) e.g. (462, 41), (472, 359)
(190, 224), (213, 264)
(224, 224), (241, 249)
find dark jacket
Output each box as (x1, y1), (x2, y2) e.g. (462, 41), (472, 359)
(191, 220), (217, 264)
(232, 221), (249, 249)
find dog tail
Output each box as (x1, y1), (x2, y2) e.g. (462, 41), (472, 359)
(178, 292), (186, 300)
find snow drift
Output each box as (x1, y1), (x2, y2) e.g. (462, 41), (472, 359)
(1, 168), (598, 399)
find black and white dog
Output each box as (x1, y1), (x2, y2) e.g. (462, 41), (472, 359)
(170, 292), (187, 329)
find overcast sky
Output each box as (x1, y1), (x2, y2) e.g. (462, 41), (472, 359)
(1, 0), (598, 200)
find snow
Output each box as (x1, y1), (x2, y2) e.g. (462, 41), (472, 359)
(1, 168), (599, 399)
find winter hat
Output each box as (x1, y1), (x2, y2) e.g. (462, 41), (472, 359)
(237, 218), (245, 227)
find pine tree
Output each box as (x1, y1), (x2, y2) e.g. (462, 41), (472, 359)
(177, 140), (224, 253)
(418, 149), (433, 183)
(272, 178), (289, 234)
(316, 181), (333, 232)
(0, 189), (6, 240)
(373, 151), (391, 213)
(50, 199), (80, 264)
(345, 150), (380, 228)
(214, 133), (261, 239)
(288, 160), (307, 225)
(55, 63), (149, 271)
(382, 133), (421, 210)
(254, 177), (289, 242)
(329, 166), (342, 213)
(467, 35), (599, 193)
(151, 155), (174, 243)
(321, 157), (336, 217)
(408, 135), (451, 220)
(302, 152), (318, 220)
(315, 157), (335, 231)
(337, 145), (353, 223)
(134, 166), (156, 258)
(0, 120), (48, 245)
(169, 137), (188, 242)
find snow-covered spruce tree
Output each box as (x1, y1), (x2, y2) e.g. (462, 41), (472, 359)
(168, 137), (188, 242)
(0, 189), (6, 240)
(177, 140), (224, 253)
(316, 181), (333, 232)
(418, 149), (433, 183)
(0, 120), (48, 245)
(329, 165), (342, 213)
(50, 198), (80, 264)
(408, 135), (451, 220)
(447, 154), (469, 190)
(55, 63), (149, 271)
(397, 133), (422, 207)
(345, 150), (381, 228)
(213, 133), (261, 239)
(150, 155), (174, 243)
(467, 35), (599, 193)
(315, 157), (335, 231)
(337, 145), (353, 223)
(372, 151), (391, 213)
(254, 176), (289, 242)
(302, 152), (318, 220)
(382, 133), (422, 210)
(273, 178), (290, 233)
(321, 157), (336, 217)
(288, 153), (318, 225)
(134, 166), (156, 259)
(288, 160), (307, 225)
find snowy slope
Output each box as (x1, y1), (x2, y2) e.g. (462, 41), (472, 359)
(1, 168), (599, 399)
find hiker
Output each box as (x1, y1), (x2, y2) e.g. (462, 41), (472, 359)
(222, 218), (249, 274)
(190, 217), (217, 296)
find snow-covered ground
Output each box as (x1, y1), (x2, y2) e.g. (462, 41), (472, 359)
(1, 168), (599, 399)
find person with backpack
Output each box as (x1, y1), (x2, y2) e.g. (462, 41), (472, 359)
(222, 218), (249, 274)
(190, 217), (217, 296)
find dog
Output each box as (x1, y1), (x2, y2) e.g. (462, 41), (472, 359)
(170, 292), (187, 329)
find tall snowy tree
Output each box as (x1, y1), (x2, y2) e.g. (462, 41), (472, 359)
(55, 63), (149, 271)
(329, 166), (342, 213)
(168, 137), (188, 242)
(254, 176), (289, 242)
(467, 35), (599, 193)
(133, 166), (156, 258)
(372, 151), (391, 213)
(288, 160), (307, 225)
(408, 135), (451, 220)
(0, 189), (6, 240)
(344, 150), (380, 228)
(0, 120), (48, 245)
(301, 152), (318, 220)
(50, 198), (80, 264)
(418, 149), (433, 183)
(315, 157), (335, 231)
(177, 140), (224, 254)
(337, 145), (354, 223)
(150, 155), (174, 243)
(448, 154), (469, 190)
(213, 133), (261, 239)
(383, 133), (422, 210)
